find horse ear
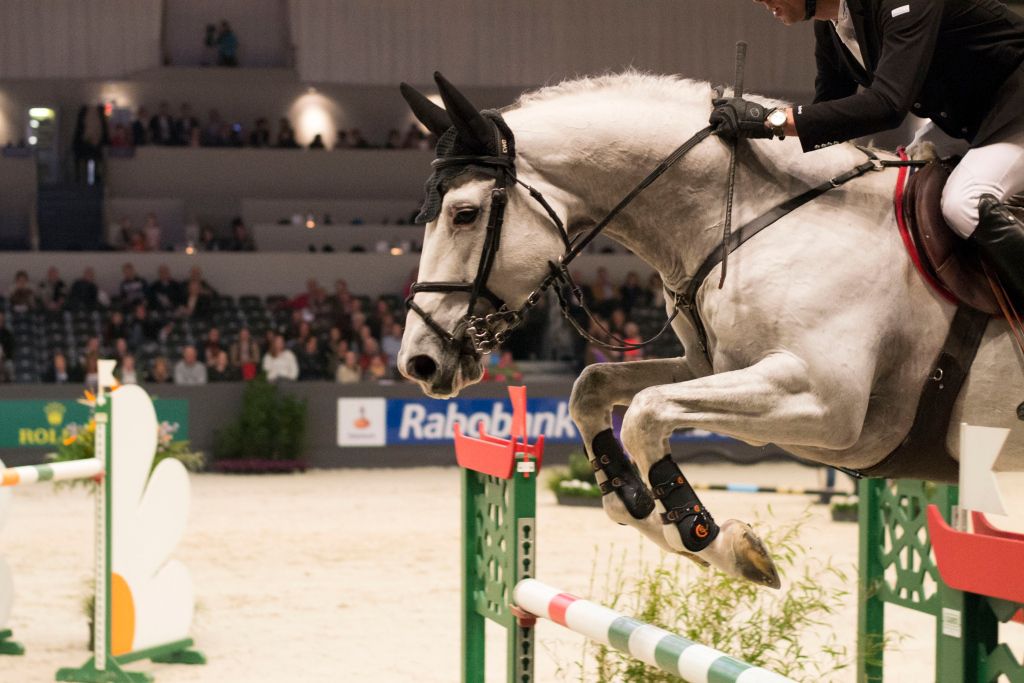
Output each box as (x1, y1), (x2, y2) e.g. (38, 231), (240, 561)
(434, 71), (494, 155)
(400, 82), (451, 138)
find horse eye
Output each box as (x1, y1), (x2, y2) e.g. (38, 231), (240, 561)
(452, 208), (480, 225)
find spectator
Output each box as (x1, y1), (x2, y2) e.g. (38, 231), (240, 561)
(262, 334), (298, 381)
(207, 349), (237, 382)
(359, 337), (384, 370)
(202, 109), (226, 146)
(366, 354), (388, 381)
(297, 336), (326, 380)
(198, 225), (221, 251)
(335, 350), (362, 383)
(181, 279), (213, 319)
(126, 303), (160, 347)
(131, 106), (149, 145)
(621, 322), (644, 361)
(202, 23), (217, 66)
(288, 320), (313, 351)
(148, 264), (182, 315)
(226, 218), (255, 251)
(149, 101), (176, 146)
(175, 103), (199, 146)
(143, 213), (162, 250)
(608, 308), (627, 336)
(202, 327), (223, 365)
(326, 337), (349, 378)
(112, 337), (129, 361)
(72, 104), (109, 183)
(591, 267), (618, 316)
(334, 130), (349, 149)
(226, 121), (245, 147)
(489, 350), (523, 383)
(286, 278), (321, 315)
(308, 134), (326, 150)
(103, 310), (128, 346)
(119, 263), (147, 308)
(38, 266), (66, 311)
(216, 20), (238, 67)
(276, 118), (299, 148)
(110, 123), (131, 148)
(80, 336), (101, 387)
(229, 327), (261, 380)
(619, 271), (646, 314)
(188, 265), (217, 296)
(349, 128), (370, 148)
(42, 351), (82, 384)
(402, 123), (427, 149)
(8, 270), (37, 312)
(148, 356), (172, 384)
(381, 322), (403, 372)
(248, 118), (271, 147)
(113, 216), (134, 250)
(68, 267), (100, 309)
(116, 354), (139, 385)
(646, 272), (666, 308)
(174, 345), (207, 385)
(128, 230), (148, 252)
(0, 312), (14, 381)
(585, 321), (622, 368)
(385, 129), (401, 149)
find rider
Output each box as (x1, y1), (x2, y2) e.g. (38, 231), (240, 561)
(711, 0), (1024, 311)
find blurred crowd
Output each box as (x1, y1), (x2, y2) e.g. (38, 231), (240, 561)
(0, 264), (677, 386)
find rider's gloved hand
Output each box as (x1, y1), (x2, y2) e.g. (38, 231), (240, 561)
(709, 97), (774, 140)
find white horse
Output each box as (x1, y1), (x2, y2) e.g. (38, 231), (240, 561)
(397, 72), (1024, 587)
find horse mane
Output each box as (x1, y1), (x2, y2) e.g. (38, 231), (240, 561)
(507, 70), (876, 188)
(511, 69), (789, 111)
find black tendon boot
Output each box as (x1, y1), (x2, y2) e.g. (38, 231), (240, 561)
(649, 455), (719, 552)
(590, 430), (655, 520)
(974, 195), (1024, 313)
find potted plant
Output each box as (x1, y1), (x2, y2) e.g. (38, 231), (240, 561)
(830, 497), (859, 522)
(548, 451), (603, 507)
(53, 411), (204, 479)
(212, 374), (308, 473)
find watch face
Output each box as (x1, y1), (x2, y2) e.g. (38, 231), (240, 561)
(768, 110), (787, 127)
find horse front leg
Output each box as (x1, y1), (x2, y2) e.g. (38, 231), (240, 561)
(570, 357), (701, 554)
(619, 352), (872, 589)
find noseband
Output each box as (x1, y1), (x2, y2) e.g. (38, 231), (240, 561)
(406, 112), (716, 356)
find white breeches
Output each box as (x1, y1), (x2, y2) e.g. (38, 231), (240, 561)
(941, 121), (1024, 238)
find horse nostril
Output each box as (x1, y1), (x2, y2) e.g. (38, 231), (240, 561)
(408, 355), (438, 381)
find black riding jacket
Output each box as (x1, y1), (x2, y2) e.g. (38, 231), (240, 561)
(795, 0), (1024, 152)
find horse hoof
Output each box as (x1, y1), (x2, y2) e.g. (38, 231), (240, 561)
(721, 519), (781, 589)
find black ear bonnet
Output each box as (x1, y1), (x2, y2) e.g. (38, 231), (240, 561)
(415, 111), (516, 224)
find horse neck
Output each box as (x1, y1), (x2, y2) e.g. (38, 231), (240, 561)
(508, 91), (872, 292)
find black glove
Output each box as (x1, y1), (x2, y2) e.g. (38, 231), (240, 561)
(709, 97), (773, 140)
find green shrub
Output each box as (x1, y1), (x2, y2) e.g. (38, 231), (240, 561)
(213, 374), (307, 462)
(568, 511), (854, 682)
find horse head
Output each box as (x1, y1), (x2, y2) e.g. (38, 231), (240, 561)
(398, 74), (569, 398)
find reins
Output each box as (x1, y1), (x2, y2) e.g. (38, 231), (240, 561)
(406, 61), (932, 361)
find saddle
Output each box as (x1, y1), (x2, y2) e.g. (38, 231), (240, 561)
(901, 160), (1001, 316)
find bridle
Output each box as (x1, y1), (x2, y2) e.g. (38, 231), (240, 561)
(406, 106), (917, 364)
(406, 111), (717, 357)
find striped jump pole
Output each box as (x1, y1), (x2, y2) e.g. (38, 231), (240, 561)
(513, 579), (796, 683)
(691, 483), (847, 497)
(1, 459), (104, 487)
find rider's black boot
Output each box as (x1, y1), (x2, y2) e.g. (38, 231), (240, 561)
(973, 195), (1024, 312)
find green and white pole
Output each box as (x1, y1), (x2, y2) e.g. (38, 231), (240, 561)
(513, 579), (796, 683)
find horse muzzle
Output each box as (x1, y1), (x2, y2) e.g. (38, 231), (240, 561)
(401, 338), (484, 398)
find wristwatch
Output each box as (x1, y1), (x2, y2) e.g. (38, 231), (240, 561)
(766, 109), (788, 140)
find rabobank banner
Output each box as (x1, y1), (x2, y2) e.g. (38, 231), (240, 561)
(390, 397), (578, 445)
(336, 396), (741, 448)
